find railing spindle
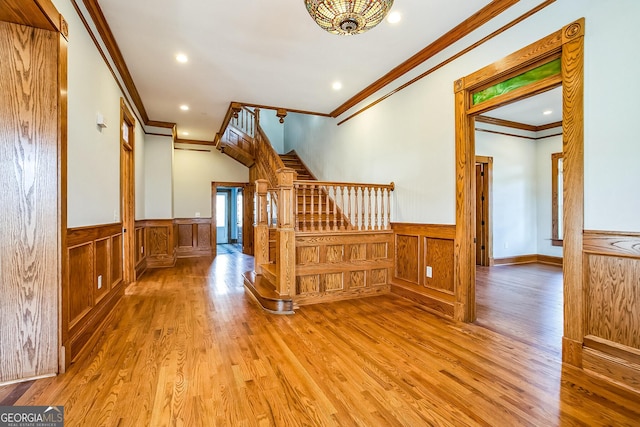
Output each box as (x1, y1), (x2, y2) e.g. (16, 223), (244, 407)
(302, 184), (307, 232)
(333, 186), (338, 231)
(294, 183), (299, 232)
(386, 188), (391, 229)
(310, 186), (315, 232)
(325, 186), (330, 232)
(374, 187), (379, 230)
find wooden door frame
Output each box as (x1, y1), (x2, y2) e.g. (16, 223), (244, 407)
(475, 156), (493, 266)
(120, 98), (135, 284)
(211, 182), (251, 257)
(454, 19), (584, 367)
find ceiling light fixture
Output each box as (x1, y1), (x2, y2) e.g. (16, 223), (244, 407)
(304, 0), (394, 35)
(386, 11), (401, 24)
(332, 81), (343, 90)
(543, 110), (553, 115)
(176, 53), (188, 63)
(180, 105), (189, 111)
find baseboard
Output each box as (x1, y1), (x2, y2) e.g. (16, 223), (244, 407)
(583, 336), (640, 394)
(492, 254), (563, 266)
(390, 283), (454, 319)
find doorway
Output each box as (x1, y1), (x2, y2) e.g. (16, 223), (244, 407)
(120, 99), (135, 284)
(211, 182), (252, 256)
(475, 156), (492, 267)
(454, 19), (584, 366)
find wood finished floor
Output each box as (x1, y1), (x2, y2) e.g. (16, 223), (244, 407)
(1, 255), (639, 426)
(476, 263), (563, 358)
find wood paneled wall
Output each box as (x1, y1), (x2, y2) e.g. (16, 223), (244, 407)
(582, 230), (640, 392)
(134, 223), (147, 279)
(174, 218), (213, 258)
(293, 231), (393, 306)
(0, 19), (62, 384)
(65, 224), (124, 363)
(391, 223), (456, 318)
(135, 219), (214, 269)
(136, 219), (176, 268)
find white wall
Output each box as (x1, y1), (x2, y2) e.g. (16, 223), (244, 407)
(284, 0), (640, 233)
(172, 144), (249, 218)
(144, 135), (174, 219)
(134, 124), (146, 219)
(476, 132), (538, 258)
(54, 0), (146, 227)
(260, 109), (285, 154)
(536, 136), (563, 257)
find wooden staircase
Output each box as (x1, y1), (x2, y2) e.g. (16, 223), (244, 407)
(280, 151), (315, 180)
(217, 104), (394, 315)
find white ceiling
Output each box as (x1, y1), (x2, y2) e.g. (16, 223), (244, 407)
(484, 87), (563, 126)
(98, 0), (493, 140)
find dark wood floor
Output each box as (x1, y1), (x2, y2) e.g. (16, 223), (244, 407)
(476, 263), (563, 358)
(1, 255), (638, 426)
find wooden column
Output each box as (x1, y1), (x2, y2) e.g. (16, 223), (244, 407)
(254, 179), (269, 275)
(276, 168), (296, 296)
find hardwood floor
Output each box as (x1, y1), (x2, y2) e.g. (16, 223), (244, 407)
(1, 255), (639, 426)
(475, 263), (563, 358)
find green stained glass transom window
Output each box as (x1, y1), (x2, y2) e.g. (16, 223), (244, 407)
(472, 58), (561, 105)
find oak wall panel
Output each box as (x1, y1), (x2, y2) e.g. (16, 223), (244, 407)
(586, 255), (640, 350)
(134, 224), (146, 279)
(395, 235), (419, 284)
(174, 218), (213, 258)
(94, 238), (109, 302)
(65, 223), (124, 362)
(139, 220), (176, 268)
(424, 238), (455, 294)
(391, 223), (456, 319)
(178, 224), (193, 247)
(583, 230), (640, 393)
(68, 244), (93, 327)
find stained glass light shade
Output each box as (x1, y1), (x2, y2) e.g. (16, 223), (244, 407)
(304, 0), (394, 35)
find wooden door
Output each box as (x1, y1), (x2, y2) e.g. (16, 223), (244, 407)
(475, 159), (491, 266)
(120, 100), (135, 283)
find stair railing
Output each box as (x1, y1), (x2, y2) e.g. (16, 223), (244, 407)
(294, 181), (395, 232)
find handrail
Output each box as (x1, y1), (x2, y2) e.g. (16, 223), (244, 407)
(254, 125), (285, 188)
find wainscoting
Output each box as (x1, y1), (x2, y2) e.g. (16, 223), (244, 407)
(65, 223), (124, 364)
(136, 219), (176, 268)
(390, 223), (456, 318)
(293, 231), (394, 306)
(134, 224), (147, 278)
(582, 230), (640, 393)
(174, 218), (213, 258)
(135, 218), (213, 270)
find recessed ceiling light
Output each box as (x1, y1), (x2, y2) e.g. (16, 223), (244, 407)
(176, 53), (188, 63)
(543, 110), (553, 115)
(332, 81), (343, 91)
(182, 131), (189, 136)
(387, 11), (401, 24)
(180, 105), (189, 111)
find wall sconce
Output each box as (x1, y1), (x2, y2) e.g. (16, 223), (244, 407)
(96, 113), (107, 129)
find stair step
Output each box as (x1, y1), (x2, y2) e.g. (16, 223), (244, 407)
(242, 271), (294, 314)
(261, 263), (277, 284)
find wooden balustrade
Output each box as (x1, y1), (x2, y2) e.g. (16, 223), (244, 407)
(230, 106), (256, 137)
(293, 181), (395, 232)
(254, 124), (285, 188)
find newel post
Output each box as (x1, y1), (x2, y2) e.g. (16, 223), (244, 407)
(276, 168), (296, 296)
(254, 179), (269, 275)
